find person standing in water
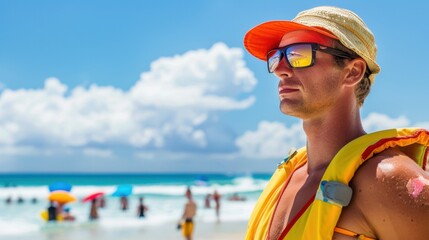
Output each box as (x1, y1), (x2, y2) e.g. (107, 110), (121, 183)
(204, 193), (212, 208)
(137, 196), (149, 218)
(47, 201), (57, 221)
(120, 196), (129, 211)
(212, 190), (221, 222)
(179, 187), (197, 240)
(89, 198), (99, 220)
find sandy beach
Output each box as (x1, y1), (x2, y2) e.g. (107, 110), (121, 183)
(2, 219), (247, 240)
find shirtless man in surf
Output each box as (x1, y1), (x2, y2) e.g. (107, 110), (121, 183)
(179, 187), (197, 240)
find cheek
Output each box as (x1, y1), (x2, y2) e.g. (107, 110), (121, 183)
(303, 73), (341, 97)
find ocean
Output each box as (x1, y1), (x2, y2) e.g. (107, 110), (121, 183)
(0, 173), (270, 239)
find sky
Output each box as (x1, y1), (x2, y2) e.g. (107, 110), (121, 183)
(0, 1), (428, 173)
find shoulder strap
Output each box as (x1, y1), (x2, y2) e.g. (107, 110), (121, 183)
(245, 147), (307, 240)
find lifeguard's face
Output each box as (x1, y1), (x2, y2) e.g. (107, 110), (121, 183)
(273, 30), (345, 119)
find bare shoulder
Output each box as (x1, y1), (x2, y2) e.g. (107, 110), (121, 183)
(187, 200), (197, 208)
(351, 148), (429, 239)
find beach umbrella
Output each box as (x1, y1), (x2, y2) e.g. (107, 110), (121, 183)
(195, 175), (209, 186)
(49, 182), (72, 192)
(82, 192), (104, 203)
(48, 190), (76, 204)
(112, 184), (133, 197)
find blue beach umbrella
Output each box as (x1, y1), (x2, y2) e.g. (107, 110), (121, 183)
(112, 184), (133, 197)
(195, 175), (209, 186)
(49, 182), (72, 192)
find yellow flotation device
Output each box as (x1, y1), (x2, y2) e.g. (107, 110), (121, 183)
(245, 128), (429, 240)
(40, 210), (64, 221)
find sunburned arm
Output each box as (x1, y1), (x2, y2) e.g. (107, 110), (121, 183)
(354, 149), (429, 239)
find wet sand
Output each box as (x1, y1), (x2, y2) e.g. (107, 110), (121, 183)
(3, 219), (248, 240)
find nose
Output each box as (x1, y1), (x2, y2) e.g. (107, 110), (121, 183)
(273, 56), (293, 78)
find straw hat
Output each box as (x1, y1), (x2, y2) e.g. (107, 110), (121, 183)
(244, 6), (380, 83)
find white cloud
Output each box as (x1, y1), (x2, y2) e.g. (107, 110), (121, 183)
(83, 148), (113, 158)
(0, 145), (40, 156)
(130, 42), (256, 110)
(362, 113), (410, 132)
(0, 43), (256, 157)
(235, 121), (305, 159)
(45, 77), (68, 96)
(129, 129), (164, 148)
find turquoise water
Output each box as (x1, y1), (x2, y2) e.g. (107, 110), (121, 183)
(0, 173), (270, 239)
(0, 173), (271, 187)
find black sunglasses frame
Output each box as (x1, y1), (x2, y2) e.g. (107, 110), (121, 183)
(266, 43), (354, 73)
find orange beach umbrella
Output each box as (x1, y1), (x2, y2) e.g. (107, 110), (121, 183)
(48, 190), (76, 204)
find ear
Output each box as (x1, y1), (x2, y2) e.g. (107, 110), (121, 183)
(343, 58), (366, 87)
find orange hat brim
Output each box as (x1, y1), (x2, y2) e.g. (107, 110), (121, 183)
(244, 21), (338, 61)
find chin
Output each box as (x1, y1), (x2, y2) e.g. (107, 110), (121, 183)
(280, 107), (296, 116)
(280, 105), (306, 119)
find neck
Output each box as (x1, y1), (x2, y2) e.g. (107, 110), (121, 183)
(303, 104), (365, 174)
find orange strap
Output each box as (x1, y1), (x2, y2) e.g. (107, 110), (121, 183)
(334, 227), (377, 240)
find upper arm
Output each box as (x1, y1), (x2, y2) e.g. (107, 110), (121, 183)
(354, 150), (429, 239)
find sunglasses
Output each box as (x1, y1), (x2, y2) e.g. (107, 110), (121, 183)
(266, 43), (353, 73)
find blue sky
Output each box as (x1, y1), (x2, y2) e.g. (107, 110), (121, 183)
(0, 1), (428, 173)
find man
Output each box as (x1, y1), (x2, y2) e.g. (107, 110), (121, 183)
(243, 6), (429, 240)
(137, 196), (149, 218)
(212, 190), (221, 222)
(47, 201), (57, 221)
(179, 187), (197, 240)
(120, 196), (129, 211)
(89, 198), (99, 220)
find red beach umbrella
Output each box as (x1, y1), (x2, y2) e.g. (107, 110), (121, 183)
(82, 192), (104, 203)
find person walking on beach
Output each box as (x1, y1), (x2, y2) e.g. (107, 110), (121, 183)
(212, 190), (221, 222)
(98, 196), (106, 208)
(243, 6), (429, 240)
(120, 196), (129, 211)
(204, 193), (211, 208)
(89, 198), (99, 220)
(179, 187), (197, 240)
(137, 196), (149, 218)
(5, 196), (12, 204)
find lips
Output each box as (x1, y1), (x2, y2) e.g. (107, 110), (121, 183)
(278, 86), (299, 94)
